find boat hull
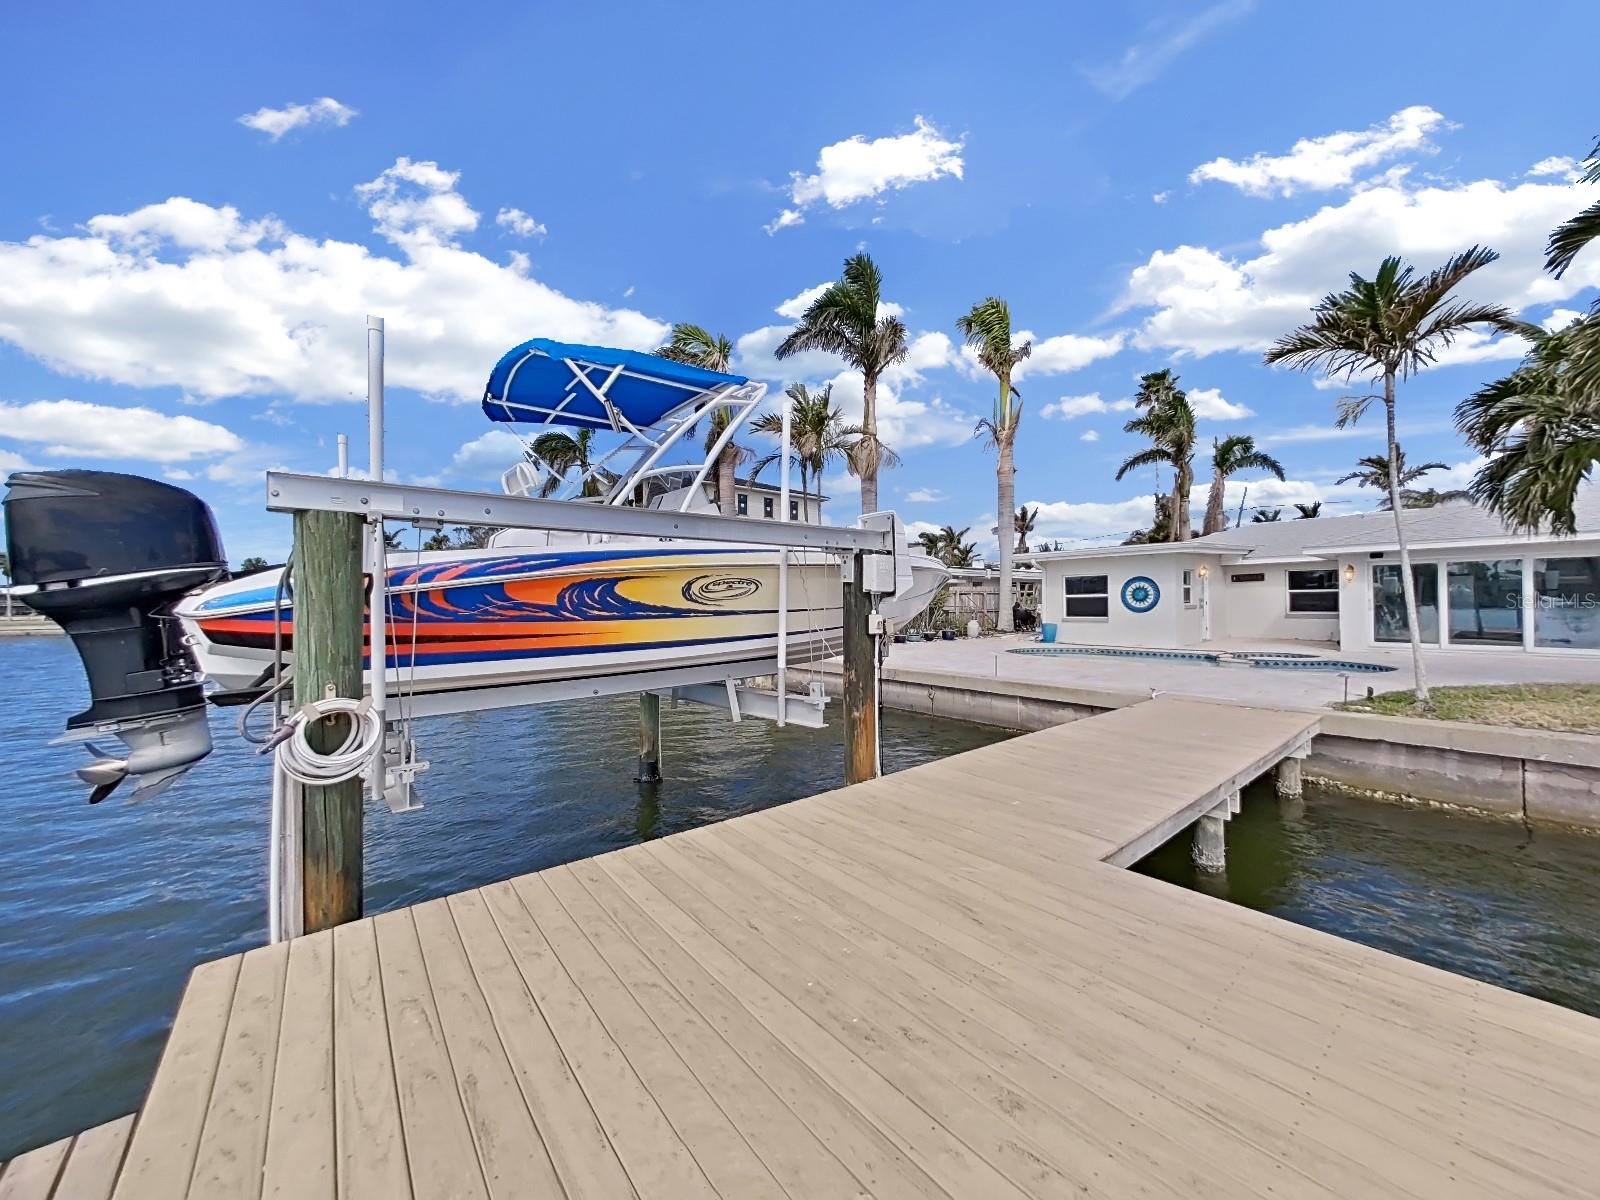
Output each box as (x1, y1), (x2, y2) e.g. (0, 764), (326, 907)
(176, 543), (856, 698)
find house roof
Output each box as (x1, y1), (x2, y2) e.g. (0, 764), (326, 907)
(1025, 490), (1600, 564)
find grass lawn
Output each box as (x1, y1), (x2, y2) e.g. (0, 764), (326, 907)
(1335, 684), (1600, 735)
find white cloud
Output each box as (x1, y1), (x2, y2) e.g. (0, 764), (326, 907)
(774, 282), (830, 319)
(1025, 496), (1160, 540)
(823, 369), (974, 451)
(495, 208), (547, 238)
(1152, 191), (1170, 205)
(0, 163), (668, 405)
(356, 157), (479, 248)
(1079, 0), (1255, 101)
(1010, 330), (1126, 381)
(734, 324), (842, 380)
(1121, 173), (1600, 358)
(237, 97), (357, 141)
(769, 116), (963, 233)
(1528, 156), (1580, 180)
(444, 429), (526, 478)
(1544, 307), (1584, 331)
(1189, 106), (1448, 198)
(1258, 418), (1449, 446)
(0, 448), (36, 474)
(903, 519), (943, 543)
(0, 399), (242, 462)
(1039, 392), (1135, 419)
(1080, 429), (1100, 442)
(1188, 386), (1253, 420)
(905, 487), (946, 502)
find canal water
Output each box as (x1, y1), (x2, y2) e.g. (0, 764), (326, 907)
(0, 636), (1012, 1159)
(1136, 779), (1600, 1018)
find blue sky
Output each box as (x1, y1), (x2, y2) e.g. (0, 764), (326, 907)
(1, 0), (1596, 562)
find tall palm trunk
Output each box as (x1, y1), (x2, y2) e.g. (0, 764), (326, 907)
(717, 445), (738, 518)
(1385, 368), (1432, 709)
(1203, 471), (1228, 535)
(860, 373), (880, 513)
(1171, 461), (1193, 541)
(996, 432), (1016, 632)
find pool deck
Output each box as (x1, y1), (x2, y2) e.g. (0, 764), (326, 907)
(877, 633), (1600, 708)
(8, 693), (1600, 1197)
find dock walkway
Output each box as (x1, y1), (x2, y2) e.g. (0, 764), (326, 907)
(7, 696), (1600, 1197)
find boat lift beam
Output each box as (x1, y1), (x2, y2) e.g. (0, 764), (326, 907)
(264, 471), (895, 556)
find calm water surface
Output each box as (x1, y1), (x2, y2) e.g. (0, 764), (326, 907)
(0, 637), (1012, 1157)
(1137, 779), (1600, 1016)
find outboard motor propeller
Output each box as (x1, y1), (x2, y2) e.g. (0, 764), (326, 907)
(3, 471), (229, 801)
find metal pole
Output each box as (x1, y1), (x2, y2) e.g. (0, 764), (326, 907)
(336, 433), (349, 479)
(777, 395), (792, 726)
(366, 317), (387, 755)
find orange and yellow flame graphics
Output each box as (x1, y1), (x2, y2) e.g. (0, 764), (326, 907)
(194, 547), (838, 670)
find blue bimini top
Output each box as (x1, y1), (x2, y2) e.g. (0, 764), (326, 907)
(482, 339), (748, 431)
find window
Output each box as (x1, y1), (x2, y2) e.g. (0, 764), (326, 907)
(1534, 557), (1600, 650)
(1182, 569), (1195, 607)
(762, 496), (774, 519)
(789, 499), (800, 521)
(736, 493), (748, 516)
(1372, 563), (1439, 643)
(1286, 568), (1339, 615)
(1063, 574), (1109, 619)
(1447, 559), (1522, 646)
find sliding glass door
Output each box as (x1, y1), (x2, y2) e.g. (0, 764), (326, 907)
(1446, 559), (1523, 646)
(1372, 563), (1439, 643)
(1534, 557), (1600, 650)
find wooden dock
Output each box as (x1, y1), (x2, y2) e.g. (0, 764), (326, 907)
(7, 696), (1600, 1198)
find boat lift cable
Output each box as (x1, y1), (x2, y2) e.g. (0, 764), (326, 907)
(272, 697), (386, 786)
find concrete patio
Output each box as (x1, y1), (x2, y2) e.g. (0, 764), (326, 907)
(877, 633), (1600, 709)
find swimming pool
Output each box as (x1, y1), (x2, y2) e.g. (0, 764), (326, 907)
(1009, 645), (1397, 673)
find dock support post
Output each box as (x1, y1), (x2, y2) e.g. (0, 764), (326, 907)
(292, 508), (366, 933)
(1275, 754), (1303, 799)
(638, 692), (662, 784)
(1192, 803), (1227, 874)
(842, 551), (880, 785)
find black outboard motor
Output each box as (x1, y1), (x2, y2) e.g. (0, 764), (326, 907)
(4, 470), (229, 801)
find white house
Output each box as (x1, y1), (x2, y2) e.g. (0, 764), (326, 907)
(645, 469), (827, 524)
(1026, 492), (1600, 657)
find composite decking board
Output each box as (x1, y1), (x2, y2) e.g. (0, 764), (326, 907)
(262, 930), (335, 1200)
(629, 841), (1139, 1200)
(64, 695), (1600, 1196)
(444, 889), (638, 1200)
(560, 858), (950, 1200)
(477, 879), (718, 1199)
(765, 802), (1565, 1199)
(541, 865), (871, 1199)
(53, 1116), (137, 1200)
(408, 899), (567, 1198)
(370, 909), (491, 1200)
(112, 955), (243, 1200)
(189, 943), (290, 1199)
(329, 920), (412, 1200)
(668, 826), (1269, 1200)
(0, 1136), (71, 1200)
(591, 853), (1034, 1200)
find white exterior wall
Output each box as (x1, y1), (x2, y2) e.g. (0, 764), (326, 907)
(732, 487), (824, 524)
(1039, 554), (1200, 647)
(1219, 563), (1341, 645)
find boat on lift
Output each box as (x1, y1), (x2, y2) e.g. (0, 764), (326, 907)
(4, 340), (945, 799)
(176, 339), (944, 702)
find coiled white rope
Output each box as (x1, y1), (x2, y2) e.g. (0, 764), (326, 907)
(273, 697), (385, 786)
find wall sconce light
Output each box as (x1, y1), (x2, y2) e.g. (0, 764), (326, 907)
(1343, 563), (1357, 584)
(1196, 563), (1210, 580)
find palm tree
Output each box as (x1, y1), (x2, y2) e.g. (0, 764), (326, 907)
(1116, 380), (1197, 542)
(1013, 505), (1038, 554)
(1336, 448), (1448, 509)
(1459, 145), (1600, 533)
(1265, 247), (1517, 709)
(1251, 508), (1283, 522)
(1122, 493), (1177, 545)
(528, 428), (613, 498)
(749, 382), (866, 521)
(1292, 501), (1322, 519)
(655, 324), (747, 515)
(958, 297), (1032, 631)
(776, 253), (909, 514)
(1202, 435), (1285, 534)
(1458, 320), (1600, 534)
(1399, 487), (1470, 509)
(915, 524), (978, 567)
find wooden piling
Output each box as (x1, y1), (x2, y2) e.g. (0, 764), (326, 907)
(1191, 804), (1226, 873)
(637, 692), (662, 784)
(841, 552), (880, 785)
(291, 509), (366, 932)
(1275, 754), (1303, 798)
